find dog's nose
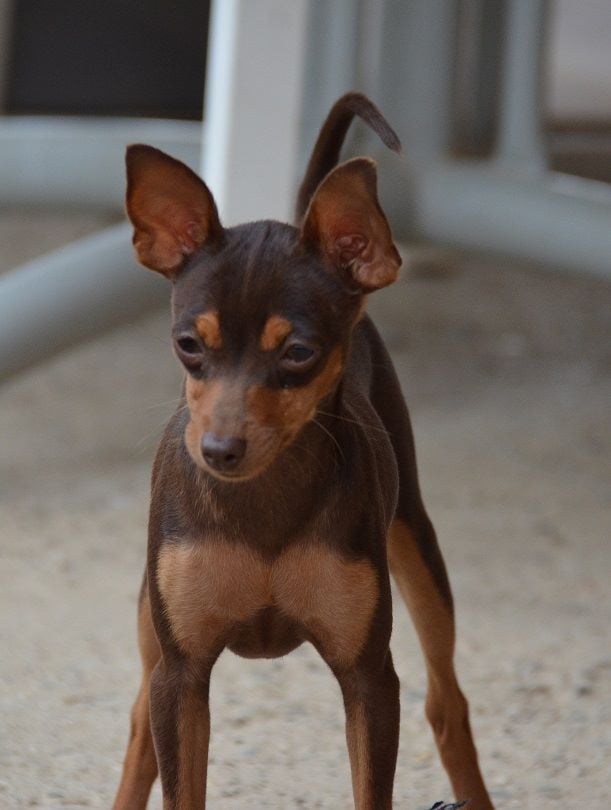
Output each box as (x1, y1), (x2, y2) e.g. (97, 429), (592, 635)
(201, 433), (247, 472)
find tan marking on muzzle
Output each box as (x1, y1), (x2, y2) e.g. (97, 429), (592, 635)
(247, 348), (343, 436)
(184, 378), (224, 464)
(259, 315), (293, 351)
(185, 378), (223, 427)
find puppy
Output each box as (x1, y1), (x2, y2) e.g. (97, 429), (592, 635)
(113, 93), (494, 810)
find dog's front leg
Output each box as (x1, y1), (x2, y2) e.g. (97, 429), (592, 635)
(149, 658), (214, 810)
(335, 652), (401, 810)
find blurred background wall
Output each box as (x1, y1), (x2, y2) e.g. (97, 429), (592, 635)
(2, 0), (611, 182)
(3, 0), (209, 119)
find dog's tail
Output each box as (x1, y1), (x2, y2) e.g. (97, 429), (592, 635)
(294, 92), (401, 224)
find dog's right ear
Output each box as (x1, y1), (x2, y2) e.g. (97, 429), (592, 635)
(301, 157), (401, 292)
(125, 145), (223, 278)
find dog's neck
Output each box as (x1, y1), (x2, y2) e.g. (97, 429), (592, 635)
(168, 388), (350, 550)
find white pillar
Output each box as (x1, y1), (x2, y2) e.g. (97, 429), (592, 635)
(495, 0), (549, 171)
(201, 0), (309, 225)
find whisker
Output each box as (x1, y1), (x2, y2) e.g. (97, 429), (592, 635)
(316, 409), (390, 437)
(144, 397), (185, 412)
(134, 422), (166, 452)
(291, 439), (327, 477)
(135, 405), (188, 452)
(285, 450), (309, 482)
(312, 417), (346, 465)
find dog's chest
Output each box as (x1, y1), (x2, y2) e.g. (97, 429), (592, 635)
(157, 539), (379, 664)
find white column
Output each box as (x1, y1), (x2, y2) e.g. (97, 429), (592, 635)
(201, 0), (309, 225)
(495, 0), (549, 171)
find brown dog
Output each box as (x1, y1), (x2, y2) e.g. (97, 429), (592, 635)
(112, 93), (494, 810)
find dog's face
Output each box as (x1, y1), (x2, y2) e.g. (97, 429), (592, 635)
(125, 146), (400, 481)
(171, 222), (358, 480)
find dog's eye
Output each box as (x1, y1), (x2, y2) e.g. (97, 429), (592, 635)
(176, 336), (201, 355)
(285, 345), (313, 363)
(280, 343), (317, 371)
(174, 335), (204, 374)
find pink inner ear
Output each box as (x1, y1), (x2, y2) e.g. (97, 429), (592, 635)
(335, 234), (368, 266)
(176, 220), (207, 254)
(185, 222), (204, 243)
(301, 157), (401, 291)
(126, 144), (222, 276)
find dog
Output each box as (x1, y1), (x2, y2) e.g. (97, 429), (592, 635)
(112, 93), (494, 809)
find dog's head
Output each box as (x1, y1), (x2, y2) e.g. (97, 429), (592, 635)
(125, 145), (400, 481)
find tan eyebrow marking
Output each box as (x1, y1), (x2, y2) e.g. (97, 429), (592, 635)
(260, 315), (293, 351)
(195, 310), (222, 349)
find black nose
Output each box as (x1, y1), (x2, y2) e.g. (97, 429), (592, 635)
(201, 433), (247, 472)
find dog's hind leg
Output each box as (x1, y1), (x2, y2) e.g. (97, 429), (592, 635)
(388, 516), (494, 810)
(113, 576), (160, 810)
(364, 321), (494, 808)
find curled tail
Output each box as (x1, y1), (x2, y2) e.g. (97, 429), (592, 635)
(294, 92), (401, 224)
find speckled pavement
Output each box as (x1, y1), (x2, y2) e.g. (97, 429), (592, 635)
(1, 212), (609, 808)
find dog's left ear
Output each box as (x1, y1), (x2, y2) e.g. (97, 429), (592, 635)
(301, 158), (401, 291)
(125, 144), (223, 278)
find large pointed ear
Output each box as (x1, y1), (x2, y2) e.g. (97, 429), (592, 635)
(300, 157), (401, 291)
(125, 145), (223, 277)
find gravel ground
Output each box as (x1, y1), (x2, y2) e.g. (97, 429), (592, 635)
(1, 213), (610, 808)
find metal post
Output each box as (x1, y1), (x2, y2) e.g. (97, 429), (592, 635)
(495, 0), (549, 171)
(299, 0), (361, 175)
(376, 0), (458, 161)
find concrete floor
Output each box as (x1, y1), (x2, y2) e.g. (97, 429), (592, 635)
(0, 211), (610, 808)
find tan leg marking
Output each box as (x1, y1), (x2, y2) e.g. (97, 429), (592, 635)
(195, 310), (222, 349)
(388, 519), (494, 810)
(113, 587), (161, 810)
(175, 686), (210, 809)
(259, 314), (293, 351)
(339, 656), (400, 810)
(346, 701), (371, 806)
